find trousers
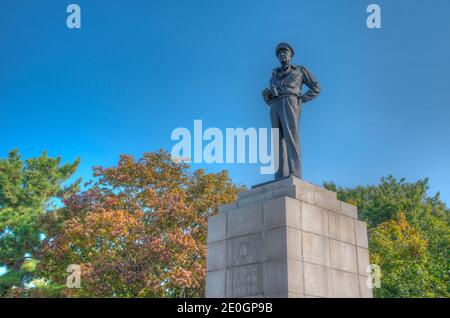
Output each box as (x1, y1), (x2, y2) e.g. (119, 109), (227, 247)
(270, 95), (301, 179)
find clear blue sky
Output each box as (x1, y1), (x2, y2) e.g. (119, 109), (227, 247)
(1, 0), (450, 205)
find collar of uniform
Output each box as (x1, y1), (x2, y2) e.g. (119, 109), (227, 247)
(274, 64), (299, 74)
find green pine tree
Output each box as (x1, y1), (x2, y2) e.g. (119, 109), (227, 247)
(0, 149), (79, 296)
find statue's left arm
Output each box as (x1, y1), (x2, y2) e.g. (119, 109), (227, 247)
(299, 66), (321, 104)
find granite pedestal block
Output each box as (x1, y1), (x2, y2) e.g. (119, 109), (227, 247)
(205, 176), (373, 298)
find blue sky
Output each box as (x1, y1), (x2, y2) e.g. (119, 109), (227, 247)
(1, 0), (450, 212)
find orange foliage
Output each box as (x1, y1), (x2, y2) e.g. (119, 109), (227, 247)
(38, 150), (243, 297)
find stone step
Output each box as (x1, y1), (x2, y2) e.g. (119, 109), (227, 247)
(219, 176), (357, 219)
(238, 176), (337, 202)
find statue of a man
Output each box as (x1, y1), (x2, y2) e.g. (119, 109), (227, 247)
(262, 43), (321, 180)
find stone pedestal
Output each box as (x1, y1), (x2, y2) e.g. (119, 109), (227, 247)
(205, 176), (373, 298)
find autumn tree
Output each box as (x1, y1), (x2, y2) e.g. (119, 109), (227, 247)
(325, 176), (449, 298)
(0, 149), (80, 296)
(37, 150), (243, 297)
(369, 213), (446, 297)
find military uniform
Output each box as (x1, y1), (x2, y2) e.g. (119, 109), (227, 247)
(266, 61), (321, 179)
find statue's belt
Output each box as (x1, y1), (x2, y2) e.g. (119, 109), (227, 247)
(271, 93), (299, 101)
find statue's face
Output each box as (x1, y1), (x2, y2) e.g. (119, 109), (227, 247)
(277, 49), (292, 68)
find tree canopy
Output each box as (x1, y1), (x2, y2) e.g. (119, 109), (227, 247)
(324, 176), (449, 298)
(36, 150), (242, 297)
(0, 149), (79, 296)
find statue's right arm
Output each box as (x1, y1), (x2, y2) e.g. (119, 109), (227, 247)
(262, 89), (272, 105)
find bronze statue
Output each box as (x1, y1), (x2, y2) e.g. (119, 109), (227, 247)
(262, 43), (321, 179)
